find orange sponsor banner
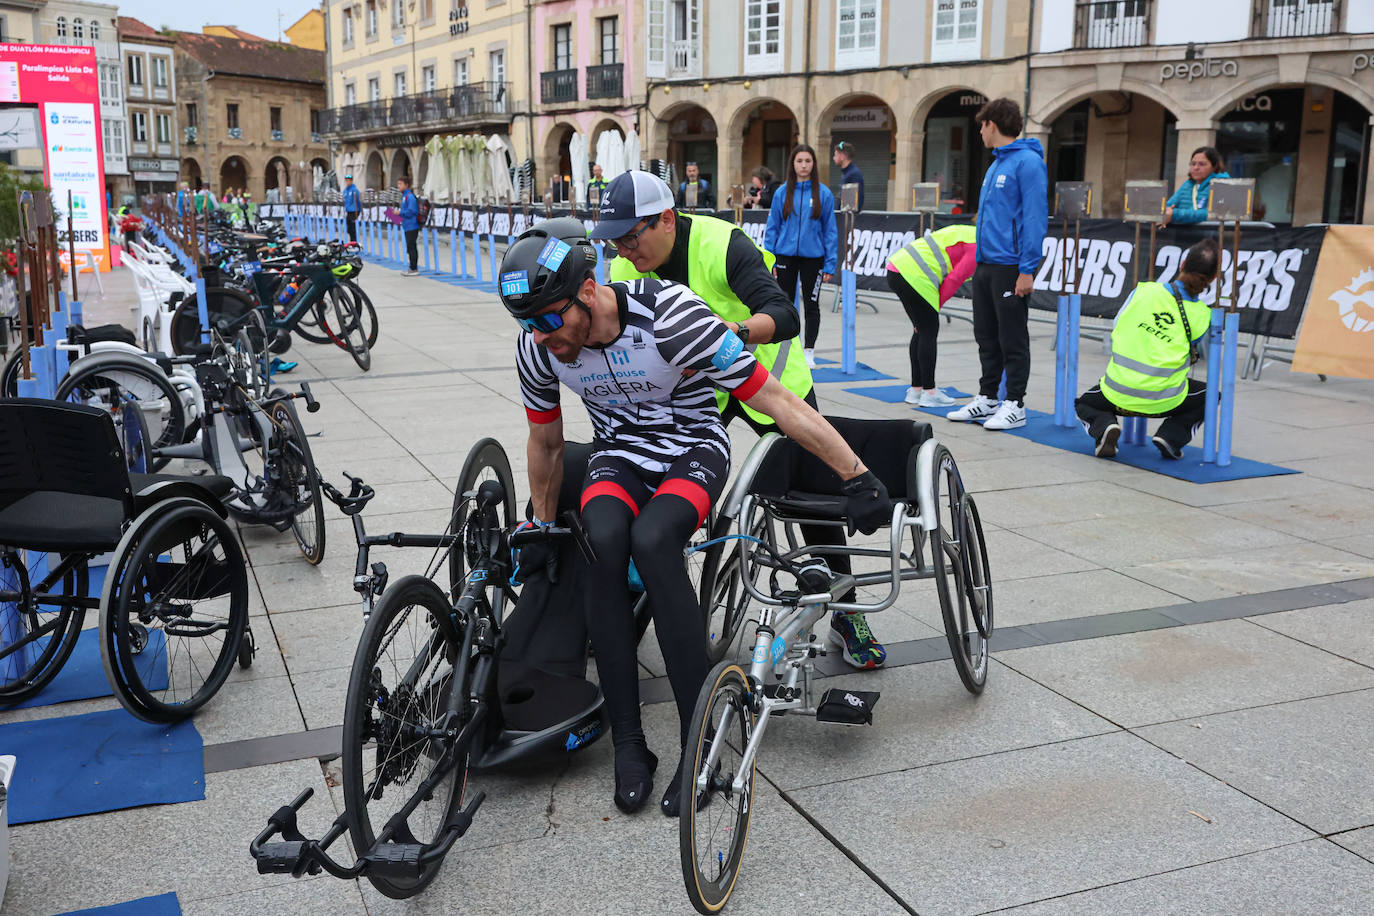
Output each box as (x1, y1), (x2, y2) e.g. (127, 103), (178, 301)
(1293, 225), (1374, 379)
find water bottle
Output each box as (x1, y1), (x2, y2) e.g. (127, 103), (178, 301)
(275, 280), (299, 305)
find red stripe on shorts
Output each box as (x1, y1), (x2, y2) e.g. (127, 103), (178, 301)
(653, 478), (711, 529)
(581, 481), (640, 516)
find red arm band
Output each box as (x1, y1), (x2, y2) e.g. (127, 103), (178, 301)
(525, 405), (562, 424)
(730, 362), (769, 402)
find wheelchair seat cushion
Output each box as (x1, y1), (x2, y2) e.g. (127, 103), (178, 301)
(0, 491), (125, 552)
(755, 416), (932, 502)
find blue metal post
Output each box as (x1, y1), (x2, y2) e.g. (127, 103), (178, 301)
(488, 221), (498, 287)
(422, 227), (431, 272)
(1218, 310), (1239, 467)
(841, 269), (857, 374)
(1201, 309), (1224, 463)
(1054, 294), (1069, 425)
(1068, 291), (1082, 422)
(458, 227), (468, 277)
(471, 226), (482, 282)
(429, 223), (440, 272)
(450, 228), (458, 276)
(195, 275), (211, 346)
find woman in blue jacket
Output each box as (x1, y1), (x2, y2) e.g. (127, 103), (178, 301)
(399, 175), (420, 275)
(766, 144), (838, 367)
(1161, 147), (1229, 227)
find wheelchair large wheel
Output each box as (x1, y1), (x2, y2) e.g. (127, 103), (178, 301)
(342, 575), (465, 899)
(928, 444), (989, 694)
(447, 438), (516, 598)
(0, 549), (88, 705)
(680, 661), (757, 915)
(698, 516), (764, 665)
(270, 397), (326, 565)
(56, 358), (186, 472)
(99, 498), (249, 723)
(168, 286), (258, 356)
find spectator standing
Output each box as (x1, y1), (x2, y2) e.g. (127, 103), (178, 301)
(1160, 147), (1229, 227)
(587, 163), (609, 207)
(766, 144), (837, 368)
(947, 97), (1048, 432)
(832, 141), (864, 212)
(676, 162), (713, 210)
(746, 166), (782, 210)
(887, 223), (977, 406)
(398, 175), (420, 276)
(343, 173), (361, 243)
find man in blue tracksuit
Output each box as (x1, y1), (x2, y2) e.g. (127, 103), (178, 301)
(343, 174), (361, 243)
(947, 98), (1048, 432)
(399, 175), (420, 275)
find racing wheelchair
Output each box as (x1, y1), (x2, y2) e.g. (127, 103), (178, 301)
(678, 416), (993, 913)
(0, 399), (253, 721)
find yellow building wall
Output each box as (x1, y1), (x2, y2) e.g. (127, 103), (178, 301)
(286, 9), (325, 51)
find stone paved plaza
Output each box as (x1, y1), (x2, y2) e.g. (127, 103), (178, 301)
(6, 261), (1374, 915)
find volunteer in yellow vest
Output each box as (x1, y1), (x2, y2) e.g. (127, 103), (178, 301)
(589, 171), (886, 671)
(1076, 238), (1219, 460)
(886, 223), (977, 407)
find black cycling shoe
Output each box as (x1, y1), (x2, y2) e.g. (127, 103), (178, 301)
(661, 745), (714, 818)
(613, 743), (657, 814)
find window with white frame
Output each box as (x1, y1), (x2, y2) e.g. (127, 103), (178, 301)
(100, 63), (121, 102)
(103, 119), (124, 156)
(72, 17), (83, 40)
(599, 17), (619, 65)
(156, 113), (171, 144)
(745, 1), (782, 74)
(931, 0), (981, 62)
(453, 58), (468, 86)
(489, 50), (506, 110)
(553, 23), (572, 70)
(343, 9), (354, 43)
(368, 77), (380, 101)
(836, 0), (880, 68)
(366, 0), (378, 37)
(392, 0), (404, 28)
(646, 0), (665, 77)
(152, 58), (168, 88)
(422, 65), (436, 92)
(646, 0), (700, 78)
(91, 20), (100, 40)
(344, 82), (356, 106)
(127, 55), (143, 87)
(55, 16), (67, 38)
(132, 111), (147, 143)
(394, 71), (407, 97)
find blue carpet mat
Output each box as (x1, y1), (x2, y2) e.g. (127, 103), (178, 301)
(58, 893), (182, 915)
(909, 402), (1298, 483)
(9, 628), (168, 711)
(0, 708), (205, 824)
(810, 359), (895, 383)
(844, 385), (973, 404)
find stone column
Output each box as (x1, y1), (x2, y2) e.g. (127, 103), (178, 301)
(1292, 87), (1333, 225)
(892, 130), (924, 213)
(716, 134), (743, 202)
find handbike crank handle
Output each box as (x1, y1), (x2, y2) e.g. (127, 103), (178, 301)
(298, 381), (320, 413)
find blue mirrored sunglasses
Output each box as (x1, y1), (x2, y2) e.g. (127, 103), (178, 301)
(515, 299), (577, 334)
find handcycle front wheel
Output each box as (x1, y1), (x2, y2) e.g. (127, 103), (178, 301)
(341, 575), (467, 899)
(929, 443), (990, 695)
(447, 438), (517, 598)
(269, 396), (326, 565)
(680, 661), (758, 915)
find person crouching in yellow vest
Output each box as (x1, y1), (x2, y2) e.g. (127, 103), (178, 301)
(886, 223), (977, 407)
(589, 171), (886, 671)
(1076, 238), (1220, 460)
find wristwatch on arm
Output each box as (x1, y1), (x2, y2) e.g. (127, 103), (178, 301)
(734, 323), (751, 346)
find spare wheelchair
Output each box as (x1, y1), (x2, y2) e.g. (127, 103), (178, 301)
(0, 399), (253, 721)
(679, 416), (993, 914)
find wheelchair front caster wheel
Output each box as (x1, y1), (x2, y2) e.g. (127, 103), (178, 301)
(238, 626), (256, 669)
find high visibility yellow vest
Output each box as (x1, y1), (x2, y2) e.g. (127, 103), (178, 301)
(887, 223), (976, 311)
(1100, 281), (1213, 414)
(610, 212), (812, 425)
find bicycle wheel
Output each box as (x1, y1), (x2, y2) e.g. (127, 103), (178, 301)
(270, 397), (326, 564)
(56, 358), (186, 472)
(316, 282), (379, 349)
(342, 575), (465, 899)
(99, 499), (249, 722)
(292, 298), (332, 345)
(698, 516), (762, 664)
(447, 438), (516, 598)
(1, 343), (28, 398)
(0, 549), (88, 705)
(329, 286), (371, 371)
(680, 661), (757, 915)
(929, 444), (988, 694)
(169, 286), (259, 356)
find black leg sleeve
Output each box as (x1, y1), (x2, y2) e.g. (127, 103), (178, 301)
(580, 495), (644, 748)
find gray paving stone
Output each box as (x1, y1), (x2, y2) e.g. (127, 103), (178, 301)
(1247, 597), (1374, 667)
(268, 603), (364, 674)
(181, 876), (368, 915)
(980, 528), (1099, 581)
(291, 664), (351, 730)
(191, 673), (307, 745)
(940, 452), (1099, 494)
(977, 480), (1187, 529)
(1119, 542), (1374, 603)
(998, 839), (1374, 915)
(757, 659), (1115, 791)
(1138, 689), (1374, 834)
(1332, 826), (1374, 862)
(788, 731), (1313, 916)
(996, 618), (1374, 727)
(1284, 451), (1374, 490)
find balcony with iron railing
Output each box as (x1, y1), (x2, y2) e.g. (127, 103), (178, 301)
(319, 82), (514, 137)
(541, 68), (578, 104)
(1252, 0), (1338, 38)
(1073, 0), (1151, 49)
(586, 63), (623, 100)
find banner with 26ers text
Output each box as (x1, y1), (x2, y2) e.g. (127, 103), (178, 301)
(0, 44), (110, 271)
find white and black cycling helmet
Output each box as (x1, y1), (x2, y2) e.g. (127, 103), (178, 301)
(498, 218), (598, 320)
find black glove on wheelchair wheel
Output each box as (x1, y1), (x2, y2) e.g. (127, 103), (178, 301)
(841, 470), (891, 536)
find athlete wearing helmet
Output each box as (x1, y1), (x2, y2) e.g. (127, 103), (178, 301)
(501, 217), (891, 818)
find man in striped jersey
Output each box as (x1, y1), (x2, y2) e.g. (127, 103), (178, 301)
(501, 218), (891, 819)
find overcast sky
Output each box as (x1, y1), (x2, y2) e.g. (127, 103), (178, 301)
(116, 0), (320, 44)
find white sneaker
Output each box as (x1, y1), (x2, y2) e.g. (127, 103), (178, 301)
(804, 349), (816, 368)
(402, 269), (419, 276)
(903, 386), (922, 405)
(917, 389), (957, 408)
(983, 401), (1026, 430)
(947, 395), (999, 423)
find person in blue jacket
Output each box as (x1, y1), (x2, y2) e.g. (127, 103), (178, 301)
(765, 143), (838, 367)
(398, 175), (419, 275)
(343, 174), (361, 243)
(947, 98), (1048, 432)
(1160, 147), (1229, 227)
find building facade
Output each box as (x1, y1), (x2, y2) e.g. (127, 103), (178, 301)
(0, 1), (49, 175)
(1032, 0), (1374, 223)
(118, 17), (179, 198)
(320, 0), (531, 194)
(174, 30), (331, 201)
(286, 8), (326, 51)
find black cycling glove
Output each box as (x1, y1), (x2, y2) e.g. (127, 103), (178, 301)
(841, 470), (891, 536)
(512, 522), (558, 585)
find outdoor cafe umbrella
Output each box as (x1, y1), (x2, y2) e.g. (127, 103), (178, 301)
(423, 135), (451, 201)
(569, 131), (589, 207)
(486, 134), (515, 204)
(623, 129), (641, 174)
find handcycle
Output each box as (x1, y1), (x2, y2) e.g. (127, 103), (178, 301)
(250, 438), (609, 899)
(677, 416), (993, 913)
(0, 398), (254, 720)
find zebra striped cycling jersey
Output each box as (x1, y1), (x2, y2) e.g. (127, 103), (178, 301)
(516, 278), (768, 472)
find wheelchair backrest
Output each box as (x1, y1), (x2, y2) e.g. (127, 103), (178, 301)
(0, 399), (135, 516)
(753, 416), (932, 501)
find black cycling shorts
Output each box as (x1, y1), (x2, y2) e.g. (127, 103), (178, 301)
(580, 443), (728, 528)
